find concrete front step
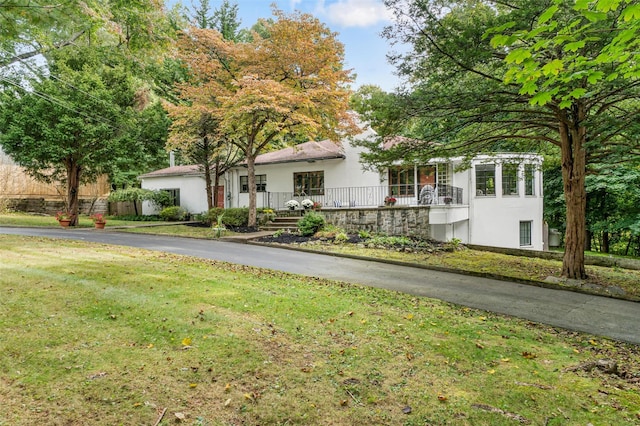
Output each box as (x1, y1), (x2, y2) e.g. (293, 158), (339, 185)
(260, 217), (300, 232)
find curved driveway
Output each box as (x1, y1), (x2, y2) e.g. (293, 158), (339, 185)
(2, 227), (639, 345)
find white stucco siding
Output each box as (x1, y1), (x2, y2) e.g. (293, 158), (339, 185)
(468, 156), (544, 250)
(470, 197), (543, 250)
(229, 138), (381, 209)
(140, 175), (209, 215)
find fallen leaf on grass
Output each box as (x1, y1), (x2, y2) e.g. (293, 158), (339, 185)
(522, 351), (537, 359)
(174, 412), (186, 421)
(182, 337), (192, 346)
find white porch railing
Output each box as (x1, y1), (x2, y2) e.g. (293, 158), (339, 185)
(257, 184), (464, 210)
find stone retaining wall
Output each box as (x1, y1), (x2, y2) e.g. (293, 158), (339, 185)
(320, 206), (431, 239)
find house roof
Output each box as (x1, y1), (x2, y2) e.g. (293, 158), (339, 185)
(253, 139), (345, 165)
(139, 164), (203, 179)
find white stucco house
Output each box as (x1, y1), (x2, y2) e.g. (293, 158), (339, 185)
(139, 126), (544, 250)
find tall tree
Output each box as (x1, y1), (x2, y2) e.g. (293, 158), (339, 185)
(364, 0), (640, 279)
(211, 0), (242, 41)
(165, 103), (241, 210)
(176, 8), (356, 226)
(192, 0), (214, 29)
(165, 0), (243, 211)
(0, 48), (162, 225)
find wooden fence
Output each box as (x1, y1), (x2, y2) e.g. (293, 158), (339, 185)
(0, 162), (110, 199)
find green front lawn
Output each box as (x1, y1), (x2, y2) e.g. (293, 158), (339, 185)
(0, 212), (163, 228)
(1, 235), (639, 425)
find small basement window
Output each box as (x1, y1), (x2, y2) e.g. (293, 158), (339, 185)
(519, 221), (532, 246)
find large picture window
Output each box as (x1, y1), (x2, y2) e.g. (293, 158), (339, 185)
(240, 175), (267, 193)
(293, 171), (324, 196)
(502, 164), (519, 196)
(524, 164), (535, 196)
(475, 164), (495, 196)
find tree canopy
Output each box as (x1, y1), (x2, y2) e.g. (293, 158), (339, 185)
(354, 0), (640, 278)
(0, 47), (168, 224)
(175, 8), (356, 226)
(0, 0), (173, 70)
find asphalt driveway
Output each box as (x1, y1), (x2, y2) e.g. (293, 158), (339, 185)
(2, 226), (639, 345)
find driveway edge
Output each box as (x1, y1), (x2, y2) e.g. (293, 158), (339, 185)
(247, 240), (640, 303)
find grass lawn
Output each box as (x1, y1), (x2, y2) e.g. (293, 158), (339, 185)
(1, 235), (639, 425)
(0, 212), (152, 228)
(120, 224), (238, 239)
(309, 243), (640, 300)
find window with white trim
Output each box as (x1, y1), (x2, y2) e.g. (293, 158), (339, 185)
(475, 164), (495, 196)
(240, 175), (266, 193)
(524, 164), (535, 196)
(293, 171), (324, 196)
(520, 221), (532, 246)
(502, 163), (519, 196)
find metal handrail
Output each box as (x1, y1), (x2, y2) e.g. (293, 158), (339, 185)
(261, 184), (464, 210)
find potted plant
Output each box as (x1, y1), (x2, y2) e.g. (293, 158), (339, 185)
(301, 199), (314, 210)
(90, 213), (107, 229)
(384, 196), (397, 206)
(55, 211), (72, 227)
(312, 201), (322, 211)
(285, 199), (300, 210)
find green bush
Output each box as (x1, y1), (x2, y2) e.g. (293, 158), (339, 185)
(297, 211), (325, 236)
(108, 188), (173, 210)
(201, 208), (225, 226)
(221, 208), (249, 227)
(200, 208), (249, 227)
(159, 206), (187, 221)
(334, 231), (349, 243)
(148, 191), (174, 209)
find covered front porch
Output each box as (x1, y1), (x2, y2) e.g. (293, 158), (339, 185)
(254, 183), (465, 211)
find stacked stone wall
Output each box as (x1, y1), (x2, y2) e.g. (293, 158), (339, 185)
(320, 207), (430, 238)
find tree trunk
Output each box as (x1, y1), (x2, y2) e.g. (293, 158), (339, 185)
(602, 231), (610, 254)
(213, 162), (221, 209)
(246, 153), (257, 227)
(67, 161), (82, 227)
(204, 163), (213, 211)
(559, 106), (587, 279)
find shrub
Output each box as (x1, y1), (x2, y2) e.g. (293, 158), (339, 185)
(159, 206), (187, 221)
(334, 232), (349, 243)
(314, 224), (344, 239)
(108, 188), (174, 212)
(148, 191), (174, 210)
(221, 208), (249, 227)
(202, 208), (224, 226)
(298, 211), (325, 236)
(358, 230), (371, 239)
